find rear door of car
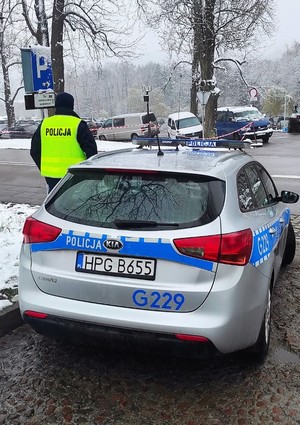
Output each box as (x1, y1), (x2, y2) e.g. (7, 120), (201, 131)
(167, 117), (176, 138)
(112, 117), (127, 140)
(237, 162), (288, 278)
(29, 169), (226, 313)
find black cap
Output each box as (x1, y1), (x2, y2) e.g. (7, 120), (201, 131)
(55, 92), (74, 110)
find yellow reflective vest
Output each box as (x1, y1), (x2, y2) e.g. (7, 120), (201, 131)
(40, 115), (86, 178)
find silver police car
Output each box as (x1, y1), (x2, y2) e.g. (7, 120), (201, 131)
(19, 139), (299, 361)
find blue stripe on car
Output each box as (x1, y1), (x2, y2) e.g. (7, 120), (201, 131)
(249, 209), (290, 266)
(31, 231), (215, 272)
(30, 209), (290, 271)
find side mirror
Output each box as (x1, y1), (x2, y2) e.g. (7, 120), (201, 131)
(279, 190), (299, 204)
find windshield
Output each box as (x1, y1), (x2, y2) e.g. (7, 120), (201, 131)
(234, 109), (264, 122)
(46, 170), (225, 230)
(176, 117), (201, 129)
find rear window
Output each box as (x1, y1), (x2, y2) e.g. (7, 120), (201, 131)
(142, 113), (157, 124)
(46, 171), (225, 230)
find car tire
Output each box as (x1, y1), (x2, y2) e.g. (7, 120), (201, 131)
(281, 222), (296, 267)
(262, 135), (270, 143)
(99, 135), (106, 141)
(131, 133), (138, 141)
(242, 287), (272, 363)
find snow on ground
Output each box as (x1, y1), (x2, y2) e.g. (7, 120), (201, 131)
(0, 138), (135, 151)
(0, 203), (38, 311)
(0, 138), (135, 311)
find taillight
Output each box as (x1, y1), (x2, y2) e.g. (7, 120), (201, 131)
(22, 217), (62, 244)
(175, 334), (209, 342)
(174, 229), (252, 266)
(24, 310), (48, 319)
(104, 169), (158, 174)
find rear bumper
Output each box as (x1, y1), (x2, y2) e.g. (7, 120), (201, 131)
(19, 252), (269, 356)
(23, 313), (219, 359)
(19, 279), (266, 357)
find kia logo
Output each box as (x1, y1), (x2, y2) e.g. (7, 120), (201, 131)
(104, 239), (123, 250)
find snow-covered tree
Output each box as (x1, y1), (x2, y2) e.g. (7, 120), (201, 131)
(21, 0), (138, 93)
(0, 1), (30, 126)
(138, 0), (275, 136)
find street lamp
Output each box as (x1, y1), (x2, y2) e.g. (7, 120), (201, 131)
(143, 85), (152, 136)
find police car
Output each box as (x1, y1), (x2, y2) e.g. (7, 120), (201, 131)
(19, 138), (299, 361)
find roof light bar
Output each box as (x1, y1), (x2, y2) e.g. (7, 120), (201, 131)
(132, 137), (253, 150)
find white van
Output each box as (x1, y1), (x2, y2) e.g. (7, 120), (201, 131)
(97, 112), (160, 141)
(167, 111), (203, 139)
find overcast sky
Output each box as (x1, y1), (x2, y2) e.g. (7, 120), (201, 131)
(264, 0), (300, 58)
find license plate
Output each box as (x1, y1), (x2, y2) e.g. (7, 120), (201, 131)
(76, 252), (156, 280)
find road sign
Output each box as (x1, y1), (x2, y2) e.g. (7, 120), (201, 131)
(31, 47), (54, 91)
(21, 46), (54, 93)
(249, 87), (258, 101)
(34, 92), (55, 108)
(197, 91), (211, 107)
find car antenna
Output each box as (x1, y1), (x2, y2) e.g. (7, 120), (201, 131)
(156, 134), (164, 156)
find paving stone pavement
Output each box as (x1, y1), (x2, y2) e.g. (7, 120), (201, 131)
(0, 218), (300, 424)
(291, 214), (300, 239)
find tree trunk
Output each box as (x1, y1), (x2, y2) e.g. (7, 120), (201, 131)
(204, 94), (217, 138)
(192, 0), (219, 137)
(0, 44), (15, 126)
(190, 61), (198, 115)
(34, 0), (50, 46)
(51, 0), (65, 94)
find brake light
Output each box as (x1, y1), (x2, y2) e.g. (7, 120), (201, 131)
(24, 310), (48, 319)
(22, 217), (62, 244)
(175, 334), (209, 342)
(105, 169), (158, 174)
(174, 229), (252, 266)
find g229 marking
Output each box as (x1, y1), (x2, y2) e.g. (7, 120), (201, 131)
(132, 289), (185, 311)
(257, 233), (270, 256)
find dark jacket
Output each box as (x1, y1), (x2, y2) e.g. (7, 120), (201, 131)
(30, 107), (98, 170)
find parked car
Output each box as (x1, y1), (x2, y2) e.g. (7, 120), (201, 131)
(288, 112), (300, 133)
(0, 124), (38, 139)
(19, 138), (298, 361)
(15, 119), (37, 126)
(216, 106), (273, 143)
(84, 120), (100, 138)
(97, 112), (160, 141)
(0, 118), (8, 131)
(167, 111), (203, 139)
(269, 116), (283, 130)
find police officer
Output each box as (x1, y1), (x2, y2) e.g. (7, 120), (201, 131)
(30, 92), (98, 192)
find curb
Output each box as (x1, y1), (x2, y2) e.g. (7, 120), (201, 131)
(0, 303), (24, 338)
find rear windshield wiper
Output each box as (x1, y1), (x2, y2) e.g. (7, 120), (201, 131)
(114, 219), (179, 228)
